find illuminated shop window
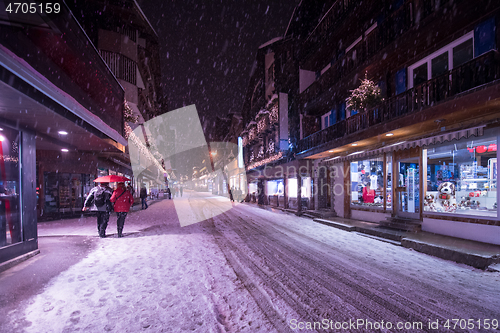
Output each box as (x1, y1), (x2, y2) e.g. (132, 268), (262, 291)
(0, 127), (21, 248)
(424, 136), (497, 217)
(350, 157), (384, 208)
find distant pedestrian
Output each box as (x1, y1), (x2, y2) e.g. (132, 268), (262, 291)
(180, 186), (183, 197)
(126, 183), (135, 196)
(229, 186), (234, 202)
(110, 182), (134, 238)
(140, 186), (148, 209)
(83, 182), (113, 238)
(171, 186), (176, 199)
(166, 187), (171, 199)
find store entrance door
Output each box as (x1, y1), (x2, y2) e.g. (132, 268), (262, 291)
(396, 158), (420, 219)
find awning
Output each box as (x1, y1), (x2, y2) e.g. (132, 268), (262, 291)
(332, 125), (485, 163)
(0, 44), (127, 147)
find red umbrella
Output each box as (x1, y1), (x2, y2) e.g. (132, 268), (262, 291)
(93, 175), (130, 183)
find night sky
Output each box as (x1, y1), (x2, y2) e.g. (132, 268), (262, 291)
(137, 0), (297, 130)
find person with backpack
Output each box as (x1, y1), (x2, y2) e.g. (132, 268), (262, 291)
(82, 182), (113, 238)
(110, 182), (134, 238)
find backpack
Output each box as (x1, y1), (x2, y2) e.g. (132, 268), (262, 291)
(94, 187), (107, 207)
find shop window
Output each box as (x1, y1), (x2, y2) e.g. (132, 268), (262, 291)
(287, 178), (297, 198)
(98, 168), (108, 177)
(0, 127), (21, 248)
(350, 157), (384, 208)
(424, 136), (497, 217)
(266, 179), (284, 196)
(302, 177), (311, 198)
(386, 155), (393, 209)
(248, 182), (258, 196)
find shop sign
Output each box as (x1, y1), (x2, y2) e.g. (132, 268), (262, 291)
(467, 144), (497, 153)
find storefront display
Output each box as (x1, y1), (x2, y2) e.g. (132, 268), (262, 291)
(350, 157), (384, 208)
(424, 136), (497, 217)
(0, 127), (21, 247)
(266, 179), (284, 196)
(43, 172), (94, 217)
(386, 156), (392, 209)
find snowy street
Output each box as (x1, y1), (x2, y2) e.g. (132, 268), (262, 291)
(2, 190), (500, 332)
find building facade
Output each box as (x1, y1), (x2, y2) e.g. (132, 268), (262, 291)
(67, 0), (166, 197)
(242, 0), (500, 245)
(0, 2), (127, 262)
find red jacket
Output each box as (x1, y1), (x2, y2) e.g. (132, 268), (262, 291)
(110, 187), (134, 212)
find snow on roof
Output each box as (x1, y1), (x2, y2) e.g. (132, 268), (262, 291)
(258, 37), (283, 49)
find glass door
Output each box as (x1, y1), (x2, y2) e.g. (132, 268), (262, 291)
(397, 159), (420, 218)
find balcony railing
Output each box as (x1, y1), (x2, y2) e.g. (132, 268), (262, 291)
(297, 50), (500, 153)
(301, 0), (437, 102)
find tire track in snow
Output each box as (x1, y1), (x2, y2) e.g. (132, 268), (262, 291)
(195, 198), (496, 333)
(236, 205), (500, 321)
(210, 212), (433, 333)
(185, 196), (283, 333)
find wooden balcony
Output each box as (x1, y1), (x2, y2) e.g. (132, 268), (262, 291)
(297, 50), (500, 154)
(300, 0), (444, 103)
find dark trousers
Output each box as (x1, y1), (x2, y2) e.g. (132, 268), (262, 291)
(96, 211), (110, 237)
(141, 198), (148, 209)
(116, 212), (128, 237)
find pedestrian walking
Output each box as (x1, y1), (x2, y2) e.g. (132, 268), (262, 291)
(140, 186), (148, 209)
(171, 186), (176, 199)
(166, 187), (171, 199)
(229, 186), (234, 202)
(179, 186), (183, 197)
(82, 182), (113, 238)
(126, 183), (135, 196)
(110, 182), (134, 238)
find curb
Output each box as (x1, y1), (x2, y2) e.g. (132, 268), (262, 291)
(310, 217), (500, 270)
(400, 238), (499, 270)
(0, 249), (40, 274)
(313, 218), (356, 231)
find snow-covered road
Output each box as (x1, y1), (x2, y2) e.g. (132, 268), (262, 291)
(5, 190), (500, 332)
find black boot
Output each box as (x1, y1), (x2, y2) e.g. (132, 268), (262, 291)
(117, 228), (123, 238)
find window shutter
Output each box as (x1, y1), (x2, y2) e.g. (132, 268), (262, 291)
(474, 17), (496, 57)
(395, 68), (407, 95)
(340, 103), (346, 120)
(330, 109), (337, 125)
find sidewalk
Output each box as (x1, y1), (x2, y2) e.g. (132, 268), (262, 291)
(295, 210), (500, 270)
(1, 197), (273, 333)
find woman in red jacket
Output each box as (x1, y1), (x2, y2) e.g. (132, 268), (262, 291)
(110, 182), (134, 237)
